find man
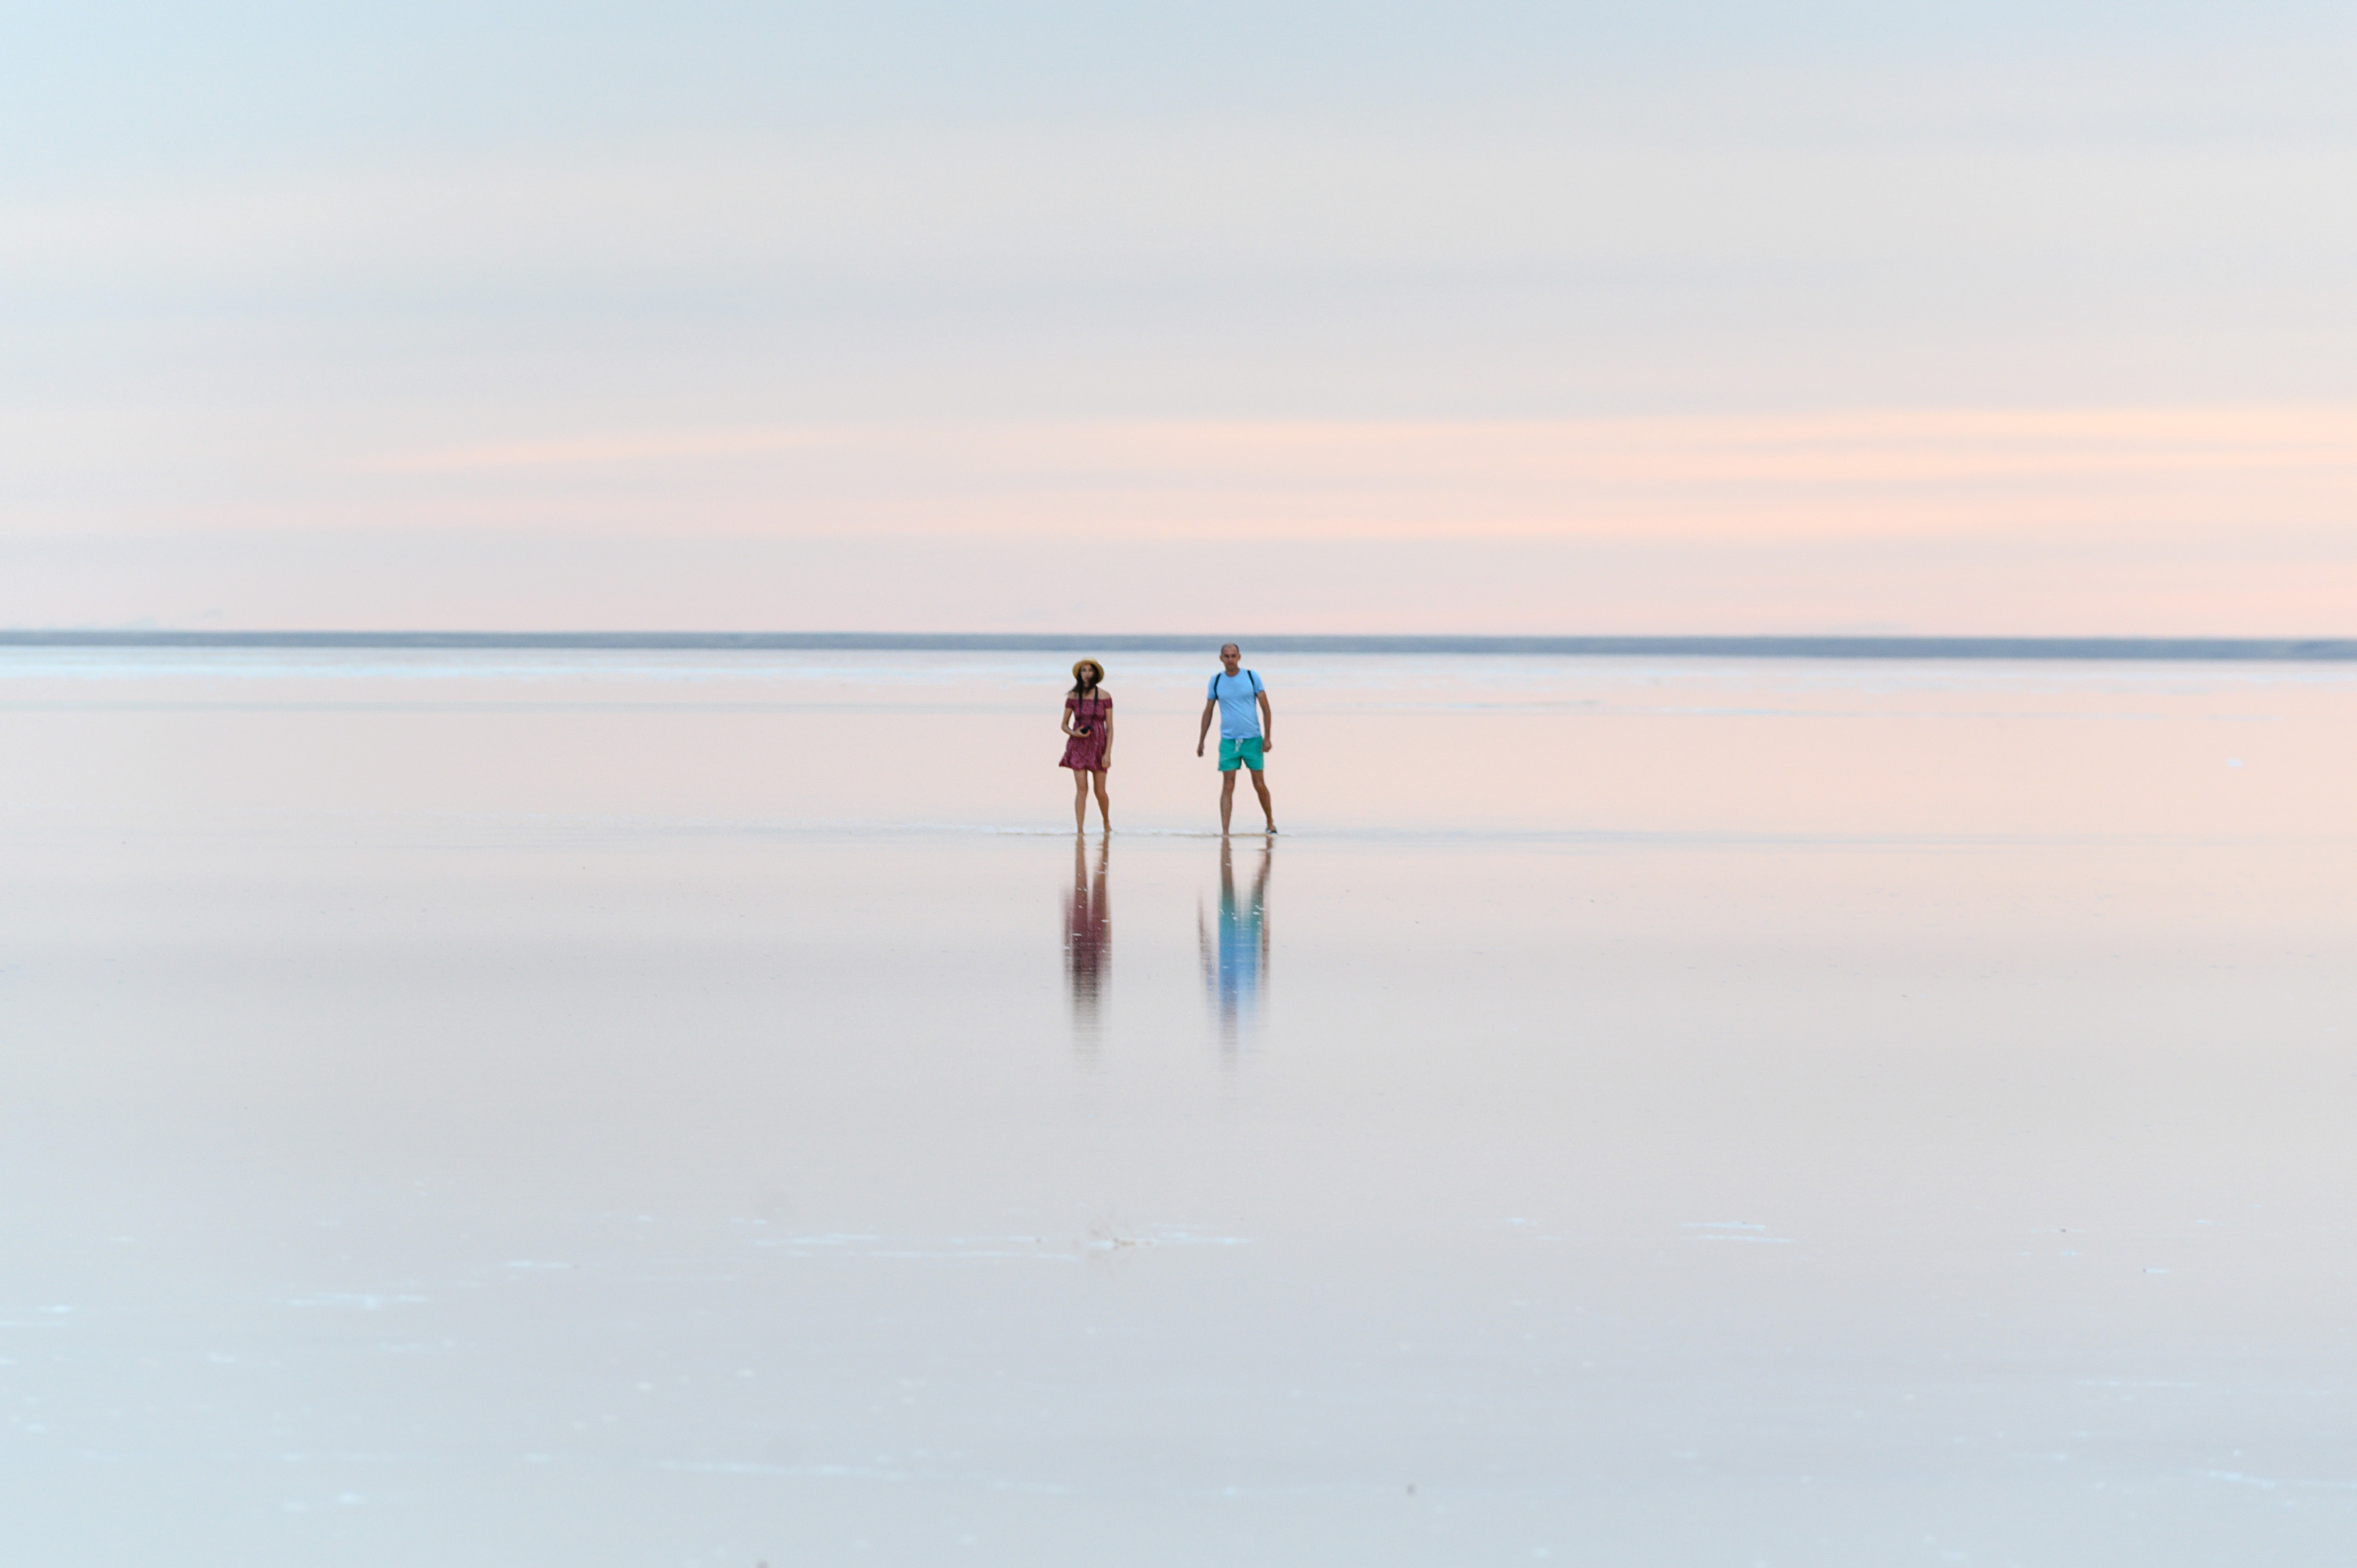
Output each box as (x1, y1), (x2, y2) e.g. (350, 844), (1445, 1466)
(1195, 643), (1277, 835)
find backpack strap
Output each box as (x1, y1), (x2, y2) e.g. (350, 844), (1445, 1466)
(1210, 670), (1262, 698)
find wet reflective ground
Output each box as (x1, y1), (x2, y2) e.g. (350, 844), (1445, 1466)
(4, 650), (2355, 1565)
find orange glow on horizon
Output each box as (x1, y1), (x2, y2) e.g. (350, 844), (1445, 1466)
(353, 405), (2357, 545)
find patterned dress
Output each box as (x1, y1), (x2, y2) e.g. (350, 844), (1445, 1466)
(1060, 693), (1112, 771)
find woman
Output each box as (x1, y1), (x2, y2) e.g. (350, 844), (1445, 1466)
(1059, 659), (1113, 833)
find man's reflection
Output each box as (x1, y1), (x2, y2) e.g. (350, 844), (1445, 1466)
(1064, 835), (1111, 1050)
(1200, 840), (1271, 1050)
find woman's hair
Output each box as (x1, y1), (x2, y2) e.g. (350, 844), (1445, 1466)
(1069, 660), (1104, 696)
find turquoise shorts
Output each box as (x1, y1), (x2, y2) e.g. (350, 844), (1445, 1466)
(1219, 736), (1266, 772)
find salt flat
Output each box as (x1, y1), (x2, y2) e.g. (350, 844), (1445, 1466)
(2, 649), (2353, 1566)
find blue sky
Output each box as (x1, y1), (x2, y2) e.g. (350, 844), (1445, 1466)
(4, 2), (2354, 629)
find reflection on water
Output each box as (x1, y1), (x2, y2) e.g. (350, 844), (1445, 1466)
(20, 650), (2357, 1563)
(1063, 835), (1110, 1050)
(1201, 841), (1272, 1050)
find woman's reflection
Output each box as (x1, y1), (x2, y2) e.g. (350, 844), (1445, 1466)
(1064, 834), (1111, 1051)
(1200, 840), (1272, 1052)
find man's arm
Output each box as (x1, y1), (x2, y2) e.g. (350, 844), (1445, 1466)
(1197, 698), (1217, 756)
(1256, 690), (1274, 750)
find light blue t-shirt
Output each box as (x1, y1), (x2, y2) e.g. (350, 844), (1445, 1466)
(1208, 669), (1265, 739)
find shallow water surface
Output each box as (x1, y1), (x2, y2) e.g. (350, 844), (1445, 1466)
(3, 650), (2355, 1565)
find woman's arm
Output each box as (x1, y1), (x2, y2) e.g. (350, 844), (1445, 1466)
(1061, 695), (1076, 737)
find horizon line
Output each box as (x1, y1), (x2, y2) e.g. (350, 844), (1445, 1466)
(5, 632), (2357, 662)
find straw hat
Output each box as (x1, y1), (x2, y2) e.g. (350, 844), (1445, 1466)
(1071, 658), (1105, 682)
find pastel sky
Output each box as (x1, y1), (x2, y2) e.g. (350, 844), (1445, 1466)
(5, 2), (2354, 632)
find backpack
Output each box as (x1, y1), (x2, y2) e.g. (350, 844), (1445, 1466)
(1211, 669), (1261, 701)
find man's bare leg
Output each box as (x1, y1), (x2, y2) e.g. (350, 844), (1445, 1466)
(1249, 768), (1276, 833)
(1219, 771), (1236, 834)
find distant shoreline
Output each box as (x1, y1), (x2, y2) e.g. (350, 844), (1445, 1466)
(5, 632), (2356, 661)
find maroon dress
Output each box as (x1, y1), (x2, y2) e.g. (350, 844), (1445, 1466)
(1060, 693), (1111, 771)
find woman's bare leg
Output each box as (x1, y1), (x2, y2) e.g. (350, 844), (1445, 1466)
(1072, 769), (1089, 832)
(1091, 771), (1112, 831)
